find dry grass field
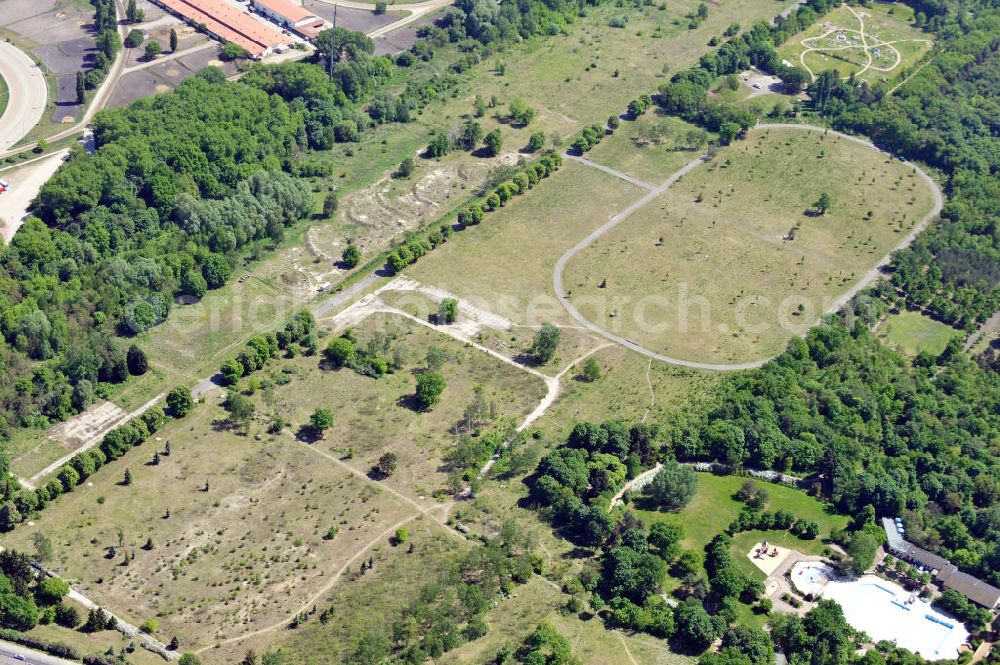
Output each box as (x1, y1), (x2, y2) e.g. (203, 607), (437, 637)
(5, 312), (547, 652)
(562, 126), (936, 364)
(255, 312), (548, 500)
(407, 162), (643, 326)
(219, 518), (466, 664)
(3, 400), (416, 650)
(374, 285), (605, 378)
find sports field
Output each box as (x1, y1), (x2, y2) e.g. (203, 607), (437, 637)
(562, 126), (937, 365)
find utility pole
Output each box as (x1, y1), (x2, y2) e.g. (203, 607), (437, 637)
(328, 4), (337, 77)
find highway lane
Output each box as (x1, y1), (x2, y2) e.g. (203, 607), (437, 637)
(0, 640), (76, 665)
(0, 41), (47, 152)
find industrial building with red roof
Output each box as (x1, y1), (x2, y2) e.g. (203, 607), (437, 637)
(250, 0), (326, 39)
(154, 0), (290, 58)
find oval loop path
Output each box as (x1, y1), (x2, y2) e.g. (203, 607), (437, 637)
(553, 123), (944, 372)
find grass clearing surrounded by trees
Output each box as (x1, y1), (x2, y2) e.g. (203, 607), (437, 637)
(875, 309), (963, 356)
(628, 473), (848, 579)
(563, 126), (937, 364)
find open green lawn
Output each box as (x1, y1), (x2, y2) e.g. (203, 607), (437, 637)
(0, 72), (8, 119)
(629, 472), (847, 576)
(876, 310), (962, 356)
(563, 125), (937, 364)
(776, 2), (933, 84)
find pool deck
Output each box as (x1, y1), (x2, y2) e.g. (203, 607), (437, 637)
(760, 549), (828, 616)
(790, 561), (970, 660)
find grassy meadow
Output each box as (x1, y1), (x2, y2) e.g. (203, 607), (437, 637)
(563, 125), (936, 364)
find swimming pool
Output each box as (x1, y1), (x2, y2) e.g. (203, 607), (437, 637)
(790, 562), (969, 659)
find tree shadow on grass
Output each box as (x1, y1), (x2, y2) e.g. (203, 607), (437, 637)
(367, 467), (391, 481)
(395, 393), (424, 413)
(295, 425), (323, 443)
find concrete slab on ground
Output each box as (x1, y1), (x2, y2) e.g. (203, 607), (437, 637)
(747, 541), (793, 577)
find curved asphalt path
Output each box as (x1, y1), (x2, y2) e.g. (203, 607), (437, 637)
(0, 41), (47, 152)
(553, 123), (944, 372)
(0, 0), (127, 161)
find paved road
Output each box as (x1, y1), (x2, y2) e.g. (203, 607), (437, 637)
(554, 123), (945, 371)
(564, 153), (655, 191)
(310, 0), (455, 39)
(0, 640), (76, 665)
(0, 42), (47, 152)
(0, 150), (67, 242)
(121, 41), (217, 74)
(964, 309), (1000, 352)
(0, 0), (127, 161)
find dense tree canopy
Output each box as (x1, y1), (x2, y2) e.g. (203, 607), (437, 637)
(670, 321), (1000, 586)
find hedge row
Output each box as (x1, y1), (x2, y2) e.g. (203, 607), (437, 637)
(726, 507), (820, 540)
(385, 152), (563, 275)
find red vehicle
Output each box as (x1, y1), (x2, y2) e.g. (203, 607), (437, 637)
(0, 179), (8, 194)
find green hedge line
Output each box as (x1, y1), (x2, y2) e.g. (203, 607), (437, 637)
(385, 152), (564, 275)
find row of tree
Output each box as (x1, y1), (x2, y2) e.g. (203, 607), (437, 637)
(0, 386), (192, 532)
(386, 153), (563, 276)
